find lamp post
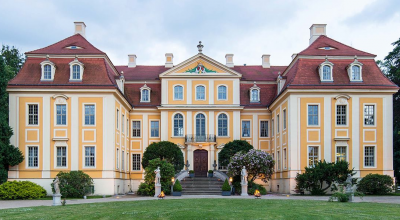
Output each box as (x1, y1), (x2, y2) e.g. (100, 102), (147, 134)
(171, 177), (175, 194)
(185, 160), (190, 171)
(229, 177), (233, 195)
(213, 160), (217, 171)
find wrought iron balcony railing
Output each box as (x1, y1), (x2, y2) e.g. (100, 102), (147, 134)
(185, 134), (216, 143)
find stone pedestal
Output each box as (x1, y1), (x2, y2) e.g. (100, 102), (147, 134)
(53, 194), (62, 206)
(154, 183), (161, 198)
(241, 183), (248, 196)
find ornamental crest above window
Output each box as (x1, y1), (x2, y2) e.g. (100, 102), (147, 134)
(184, 62), (216, 74)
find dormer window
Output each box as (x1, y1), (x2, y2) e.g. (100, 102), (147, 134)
(69, 57), (84, 81)
(250, 82), (260, 103)
(40, 58), (56, 81)
(348, 56), (363, 82)
(319, 56), (334, 82)
(140, 83), (151, 102)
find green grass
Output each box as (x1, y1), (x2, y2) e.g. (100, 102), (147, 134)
(35, 195), (112, 200)
(1, 199), (400, 219)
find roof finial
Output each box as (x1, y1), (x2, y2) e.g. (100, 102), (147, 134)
(197, 41), (204, 53)
(75, 55), (78, 60)
(253, 81), (256, 85)
(46, 54), (49, 60)
(278, 72), (282, 80)
(354, 55), (358, 61)
(325, 55), (328, 61)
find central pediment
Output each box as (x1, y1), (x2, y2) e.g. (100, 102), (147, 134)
(159, 53), (242, 78)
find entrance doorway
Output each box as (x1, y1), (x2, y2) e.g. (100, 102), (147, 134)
(193, 149), (208, 177)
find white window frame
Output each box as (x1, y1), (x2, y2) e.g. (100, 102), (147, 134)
(347, 59), (363, 82)
(83, 145), (96, 168)
(149, 120), (160, 138)
(277, 150), (281, 170)
(55, 146), (68, 168)
(173, 85), (184, 101)
(319, 59), (334, 82)
(194, 112), (208, 136)
(195, 85), (206, 101)
(116, 148), (119, 170)
(140, 88), (151, 103)
(283, 148), (287, 169)
(307, 103), (320, 127)
(271, 119), (275, 137)
(116, 108), (120, 130)
(122, 114), (125, 133)
(131, 120), (142, 138)
(250, 88), (260, 103)
(132, 153), (142, 171)
(217, 85), (228, 101)
(277, 114), (280, 134)
(241, 119), (251, 138)
(69, 59), (84, 81)
(259, 120), (269, 138)
(335, 104), (348, 126)
(335, 145), (348, 162)
(55, 103), (67, 126)
(216, 112), (229, 137)
(307, 145), (320, 167)
(83, 103), (96, 126)
(363, 145), (377, 168)
(283, 109), (287, 130)
(172, 112), (185, 137)
(26, 103), (39, 126)
(122, 150), (125, 171)
(363, 103), (376, 127)
(40, 60), (56, 81)
(26, 145), (39, 169)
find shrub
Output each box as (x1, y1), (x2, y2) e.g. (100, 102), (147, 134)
(208, 170), (213, 173)
(295, 160), (355, 195)
(218, 140), (253, 167)
(189, 170), (194, 174)
(173, 180), (182, 192)
(248, 182), (267, 195)
(357, 174), (393, 195)
(222, 179), (231, 191)
(329, 192), (350, 202)
(0, 181), (46, 200)
(142, 141), (184, 173)
(51, 171), (93, 198)
(140, 158), (175, 196)
(137, 182), (155, 196)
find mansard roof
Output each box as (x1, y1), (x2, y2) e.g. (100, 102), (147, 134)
(124, 83), (161, 108)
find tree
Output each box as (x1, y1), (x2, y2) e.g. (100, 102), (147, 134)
(227, 149), (275, 183)
(51, 171), (94, 198)
(0, 46), (25, 184)
(137, 158), (175, 196)
(218, 140), (253, 167)
(141, 141), (184, 173)
(377, 37), (400, 182)
(295, 160), (355, 195)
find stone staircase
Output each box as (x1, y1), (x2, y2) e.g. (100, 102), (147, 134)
(180, 177), (223, 195)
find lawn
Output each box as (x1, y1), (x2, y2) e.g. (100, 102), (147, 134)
(1, 199), (400, 220)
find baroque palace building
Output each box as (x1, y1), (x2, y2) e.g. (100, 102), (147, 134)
(7, 22), (398, 195)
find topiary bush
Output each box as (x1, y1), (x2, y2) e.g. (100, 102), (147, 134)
(173, 179), (182, 192)
(218, 140), (253, 167)
(142, 141), (184, 173)
(51, 171), (93, 198)
(0, 181), (46, 200)
(357, 174), (393, 195)
(222, 179), (231, 191)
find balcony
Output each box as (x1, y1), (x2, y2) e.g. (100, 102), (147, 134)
(185, 134), (216, 143)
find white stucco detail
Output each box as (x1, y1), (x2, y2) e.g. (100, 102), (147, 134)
(161, 111), (168, 140)
(233, 111), (240, 139)
(324, 96), (331, 162)
(42, 95), (50, 178)
(352, 96), (360, 177)
(187, 79), (192, 104)
(209, 79), (214, 104)
(71, 96), (79, 171)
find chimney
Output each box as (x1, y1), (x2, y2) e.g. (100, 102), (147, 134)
(165, 53), (173, 68)
(74, 22), (86, 38)
(225, 54), (234, 67)
(309, 24), (327, 45)
(261, 54), (270, 68)
(128, 54), (137, 68)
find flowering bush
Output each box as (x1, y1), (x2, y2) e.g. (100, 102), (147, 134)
(227, 149), (274, 183)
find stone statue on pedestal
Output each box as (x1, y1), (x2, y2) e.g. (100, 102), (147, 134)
(154, 166), (162, 197)
(53, 176), (60, 195)
(241, 166), (248, 185)
(52, 176), (62, 206)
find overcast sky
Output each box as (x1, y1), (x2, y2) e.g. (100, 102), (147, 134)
(1, 0), (399, 66)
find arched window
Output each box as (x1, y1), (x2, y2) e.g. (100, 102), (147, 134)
(218, 114), (228, 136)
(44, 64), (52, 79)
(196, 85), (205, 100)
(250, 89), (259, 102)
(141, 89), (150, 102)
(173, 113), (184, 136)
(218, 85), (227, 100)
(72, 64), (80, 79)
(174, 85), (183, 100)
(322, 65), (331, 80)
(351, 65), (361, 81)
(196, 113), (206, 136)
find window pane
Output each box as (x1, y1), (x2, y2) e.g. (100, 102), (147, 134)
(56, 104), (66, 125)
(151, 121), (159, 137)
(218, 86), (227, 100)
(85, 105), (95, 125)
(323, 65), (331, 80)
(364, 105), (375, 125)
(336, 146), (346, 162)
(196, 86), (205, 100)
(174, 114), (184, 136)
(251, 89), (259, 102)
(336, 105), (347, 125)
(352, 66), (361, 80)
(308, 146), (318, 167)
(142, 89), (149, 102)
(242, 121), (250, 137)
(260, 121), (269, 137)
(132, 154), (141, 171)
(364, 146), (375, 167)
(308, 105), (318, 125)
(218, 114), (228, 136)
(132, 121), (141, 137)
(28, 104), (39, 125)
(174, 86), (183, 100)
(44, 65), (52, 79)
(73, 65), (80, 79)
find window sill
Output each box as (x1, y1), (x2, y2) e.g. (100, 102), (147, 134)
(40, 79), (54, 82)
(69, 79), (82, 82)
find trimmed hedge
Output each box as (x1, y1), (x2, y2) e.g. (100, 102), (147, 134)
(222, 179), (231, 191)
(0, 181), (47, 200)
(357, 174), (393, 195)
(142, 141), (184, 173)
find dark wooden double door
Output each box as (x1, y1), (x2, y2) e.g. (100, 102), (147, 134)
(194, 150), (208, 177)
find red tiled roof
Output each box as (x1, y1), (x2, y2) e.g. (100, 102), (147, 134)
(115, 66), (168, 81)
(240, 83), (277, 108)
(8, 57), (117, 88)
(298, 35), (376, 57)
(26, 34), (105, 55)
(124, 83), (161, 107)
(232, 66), (286, 81)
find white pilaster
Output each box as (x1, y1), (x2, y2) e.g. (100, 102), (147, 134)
(383, 95), (393, 175)
(103, 95), (114, 174)
(42, 95), (50, 178)
(161, 111), (168, 140)
(9, 94), (17, 146)
(187, 144), (193, 170)
(187, 111), (193, 135)
(187, 80), (192, 105)
(143, 114), (149, 149)
(209, 79), (214, 105)
(324, 96), (331, 162)
(161, 80), (168, 105)
(352, 96), (360, 177)
(71, 96), (79, 171)
(253, 114), (258, 149)
(209, 111), (215, 135)
(210, 144), (215, 170)
(233, 79), (240, 105)
(233, 111), (241, 139)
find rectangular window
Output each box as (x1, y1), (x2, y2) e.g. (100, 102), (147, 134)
(116, 109), (119, 130)
(364, 146), (375, 167)
(308, 146), (318, 167)
(283, 148), (287, 169)
(308, 105), (318, 126)
(336, 146), (347, 162)
(260, 121), (269, 137)
(132, 121), (141, 137)
(271, 119), (274, 137)
(242, 121), (251, 137)
(283, 110), (287, 130)
(84, 105), (95, 125)
(364, 105), (375, 125)
(122, 150), (125, 171)
(56, 146), (67, 167)
(56, 104), (67, 125)
(28, 104), (39, 125)
(277, 150), (281, 170)
(336, 105), (347, 125)
(122, 115), (125, 133)
(116, 148), (119, 169)
(174, 86), (183, 100)
(28, 146), (38, 167)
(277, 115), (280, 133)
(85, 146), (95, 167)
(132, 154), (141, 171)
(151, 121), (159, 137)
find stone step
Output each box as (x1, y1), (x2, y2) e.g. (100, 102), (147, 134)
(182, 191), (222, 195)
(181, 185), (222, 188)
(182, 188), (222, 192)
(181, 182), (223, 186)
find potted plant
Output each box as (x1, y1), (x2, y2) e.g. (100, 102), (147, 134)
(222, 179), (231, 196)
(208, 170), (213, 178)
(189, 170), (195, 178)
(172, 179), (182, 196)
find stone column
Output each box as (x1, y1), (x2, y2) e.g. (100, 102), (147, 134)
(53, 194), (62, 206)
(154, 183), (161, 198)
(187, 145), (193, 171)
(210, 144), (215, 171)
